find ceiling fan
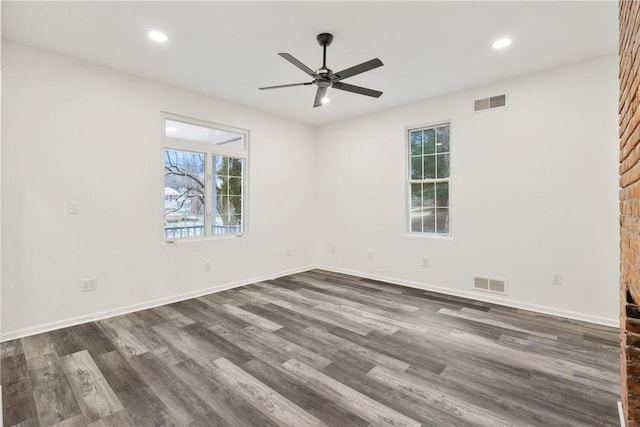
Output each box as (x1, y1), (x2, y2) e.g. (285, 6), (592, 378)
(259, 33), (384, 108)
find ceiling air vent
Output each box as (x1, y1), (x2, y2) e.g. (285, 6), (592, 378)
(474, 94), (507, 112)
(473, 275), (507, 295)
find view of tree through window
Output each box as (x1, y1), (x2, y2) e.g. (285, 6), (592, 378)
(164, 149), (206, 238)
(213, 156), (243, 235)
(409, 124), (450, 234)
(163, 115), (247, 239)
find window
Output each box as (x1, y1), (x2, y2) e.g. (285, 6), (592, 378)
(408, 123), (450, 235)
(163, 114), (248, 240)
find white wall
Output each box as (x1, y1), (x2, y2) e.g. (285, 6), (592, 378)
(2, 42), (620, 338)
(316, 56), (620, 325)
(1, 42), (317, 338)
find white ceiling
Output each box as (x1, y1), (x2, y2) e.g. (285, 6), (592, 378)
(2, 1), (618, 126)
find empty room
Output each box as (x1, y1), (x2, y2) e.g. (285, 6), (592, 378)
(0, 1), (635, 426)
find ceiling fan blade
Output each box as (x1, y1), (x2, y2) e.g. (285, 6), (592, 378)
(259, 82), (313, 90)
(332, 82), (382, 98)
(334, 58), (383, 81)
(313, 86), (328, 108)
(278, 53), (317, 77)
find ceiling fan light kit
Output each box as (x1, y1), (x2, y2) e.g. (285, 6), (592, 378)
(259, 32), (384, 108)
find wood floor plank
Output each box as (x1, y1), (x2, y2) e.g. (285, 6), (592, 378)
(211, 357), (327, 427)
(241, 325), (332, 369)
(49, 329), (85, 358)
(282, 358), (421, 427)
(301, 326), (411, 371)
(22, 334), (56, 361)
(2, 378), (39, 427)
(29, 353), (82, 426)
(152, 322), (224, 367)
(293, 276), (421, 312)
(222, 303), (283, 331)
(2, 339), (24, 359)
(95, 318), (148, 358)
(59, 350), (123, 423)
(181, 323), (254, 366)
(240, 288), (374, 335)
(170, 358), (279, 427)
(125, 352), (211, 425)
(368, 364), (513, 426)
(94, 350), (179, 426)
(234, 302), (311, 332)
(151, 304), (195, 327)
(2, 353), (29, 385)
(321, 355), (478, 427)
(439, 307), (559, 339)
(241, 357), (369, 427)
(53, 414), (87, 426)
(69, 323), (117, 359)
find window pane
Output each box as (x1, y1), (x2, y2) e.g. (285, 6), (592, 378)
(229, 158), (243, 176)
(213, 155), (243, 235)
(436, 126), (450, 153)
(422, 208), (436, 233)
(410, 131), (422, 156)
(424, 155), (436, 179)
(436, 182), (449, 207)
(215, 156), (226, 175)
(164, 149), (205, 239)
(165, 119), (245, 150)
(411, 157), (422, 180)
(410, 216), (423, 233)
(436, 153), (450, 178)
(423, 128), (436, 155)
(422, 183), (435, 207)
(436, 208), (449, 234)
(411, 184), (422, 208)
(228, 177), (242, 196)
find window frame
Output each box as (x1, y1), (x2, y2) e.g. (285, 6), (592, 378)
(406, 121), (452, 238)
(162, 112), (249, 242)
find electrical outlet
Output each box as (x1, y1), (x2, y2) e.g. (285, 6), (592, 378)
(422, 257), (429, 267)
(80, 278), (97, 292)
(204, 262), (211, 271)
(552, 272), (562, 286)
(368, 251), (374, 260)
(286, 249), (291, 257)
(68, 201), (80, 215)
(331, 246), (336, 254)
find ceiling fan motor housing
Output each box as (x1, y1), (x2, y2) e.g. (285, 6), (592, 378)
(316, 33), (334, 47)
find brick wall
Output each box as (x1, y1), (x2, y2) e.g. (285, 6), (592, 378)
(620, 0), (640, 425)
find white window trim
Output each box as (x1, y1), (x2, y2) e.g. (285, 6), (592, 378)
(161, 112), (249, 243)
(405, 120), (452, 238)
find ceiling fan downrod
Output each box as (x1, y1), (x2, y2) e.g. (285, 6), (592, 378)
(316, 33), (333, 70)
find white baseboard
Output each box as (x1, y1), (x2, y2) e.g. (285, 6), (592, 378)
(315, 265), (620, 328)
(0, 265), (314, 342)
(1, 262), (618, 342)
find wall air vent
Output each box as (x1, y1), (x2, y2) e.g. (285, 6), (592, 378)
(473, 275), (508, 295)
(474, 94), (507, 112)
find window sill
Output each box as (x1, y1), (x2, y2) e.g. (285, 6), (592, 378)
(163, 233), (244, 245)
(406, 233), (452, 241)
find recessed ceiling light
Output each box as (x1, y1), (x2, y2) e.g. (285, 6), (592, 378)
(165, 126), (177, 132)
(492, 38), (512, 49)
(148, 31), (168, 43)
(321, 97), (330, 104)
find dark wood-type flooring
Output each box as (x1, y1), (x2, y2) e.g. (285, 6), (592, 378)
(1, 270), (620, 426)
